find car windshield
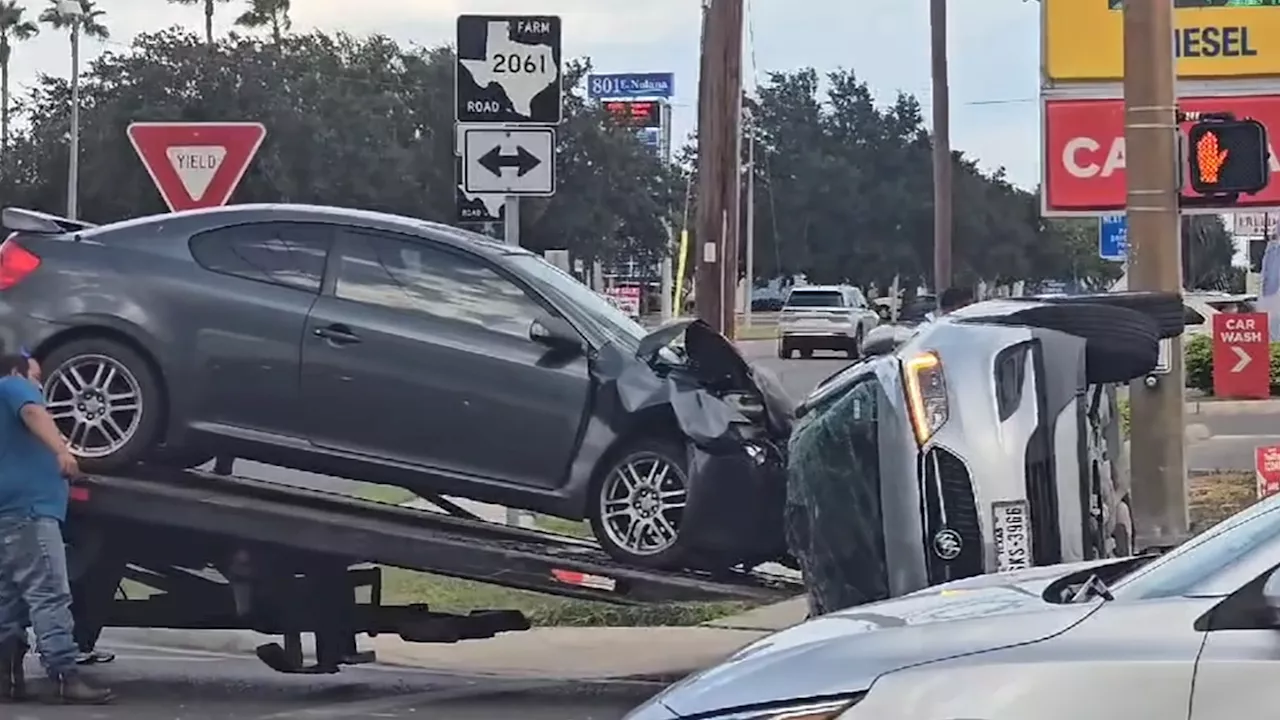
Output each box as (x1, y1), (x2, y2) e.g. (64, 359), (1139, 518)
(506, 254), (647, 350)
(1111, 492), (1280, 599)
(786, 291), (845, 308)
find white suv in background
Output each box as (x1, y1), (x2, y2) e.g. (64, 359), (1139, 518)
(778, 285), (880, 359)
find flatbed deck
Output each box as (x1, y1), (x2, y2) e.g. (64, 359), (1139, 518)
(69, 468), (802, 605)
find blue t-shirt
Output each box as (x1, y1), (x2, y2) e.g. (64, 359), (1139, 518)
(0, 377), (66, 521)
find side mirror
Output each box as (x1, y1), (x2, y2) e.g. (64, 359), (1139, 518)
(530, 314), (582, 353)
(875, 305), (891, 321)
(1262, 568), (1280, 618)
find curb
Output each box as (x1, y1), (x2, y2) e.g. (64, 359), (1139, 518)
(1186, 399), (1280, 415)
(99, 627), (697, 685)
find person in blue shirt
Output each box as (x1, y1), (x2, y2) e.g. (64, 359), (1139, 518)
(0, 353), (111, 704)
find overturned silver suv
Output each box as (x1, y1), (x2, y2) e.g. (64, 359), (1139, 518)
(786, 292), (1183, 614)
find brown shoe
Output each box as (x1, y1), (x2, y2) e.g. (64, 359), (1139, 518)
(54, 672), (112, 705)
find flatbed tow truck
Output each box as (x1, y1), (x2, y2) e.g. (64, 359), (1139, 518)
(60, 467), (801, 674)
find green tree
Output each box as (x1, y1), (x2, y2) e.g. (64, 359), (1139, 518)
(0, 0), (37, 154)
(0, 29), (676, 262)
(234, 0), (289, 44)
(38, 0), (107, 38)
(1182, 215), (1237, 290)
(167, 0), (231, 44)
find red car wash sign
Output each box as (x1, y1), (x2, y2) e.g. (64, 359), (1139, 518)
(1212, 312), (1270, 400)
(127, 122), (267, 212)
(1257, 444), (1280, 500)
(1043, 94), (1280, 215)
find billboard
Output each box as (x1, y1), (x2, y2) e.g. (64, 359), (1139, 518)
(1042, 94), (1280, 215)
(1045, 0), (1280, 81)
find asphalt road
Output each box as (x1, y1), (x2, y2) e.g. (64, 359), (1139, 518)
(11, 643), (658, 719)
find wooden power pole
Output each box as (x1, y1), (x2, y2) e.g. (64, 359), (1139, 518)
(929, 0), (952, 295)
(696, 0), (744, 337)
(1123, 0), (1188, 549)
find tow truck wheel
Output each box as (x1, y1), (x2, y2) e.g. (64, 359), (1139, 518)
(590, 438), (690, 569)
(992, 303), (1160, 384)
(42, 336), (165, 474)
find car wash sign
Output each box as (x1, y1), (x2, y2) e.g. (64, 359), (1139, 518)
(1213, 312), (1271, 399)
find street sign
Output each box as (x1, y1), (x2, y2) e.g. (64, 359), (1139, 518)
(1257, 444), (1280, 499)
(1212, 312), (1271, 399)
(605, 285), (641, 318)
(1187, 118), (1271, 196)
(455, 15), (562, 125)
(462, 126), (555, 196)
(1044, 0), (1280, 81)
(126, 122), (266, 212)
(457, 186), (504, 223)
(1099, 214), (1127, 261)
(1042, 94), (1280, 216)
(587, 72), (675, 100)
(1233, 211), (1280, 238)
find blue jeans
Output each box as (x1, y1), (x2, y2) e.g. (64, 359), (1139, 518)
(0, 514), (78, 678)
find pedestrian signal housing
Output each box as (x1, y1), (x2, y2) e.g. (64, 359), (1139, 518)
(1187, 118), (1270, 196)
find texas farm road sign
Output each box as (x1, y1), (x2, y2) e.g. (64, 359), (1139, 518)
(455, 15), (562, 124)
(126, 122), (266, 212)
(461, 125), (555, 196)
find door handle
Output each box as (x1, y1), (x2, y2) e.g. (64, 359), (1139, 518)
(313, 324), (361, 344)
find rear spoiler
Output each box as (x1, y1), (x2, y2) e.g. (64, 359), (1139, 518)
(1, 207), (97, 235)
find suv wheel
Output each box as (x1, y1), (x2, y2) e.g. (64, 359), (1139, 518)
(42, 337), (165, 474)
(589, 438), (690, 569)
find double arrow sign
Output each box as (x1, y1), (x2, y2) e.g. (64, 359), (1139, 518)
(478, 146), (541, 177)
(461, 126), (556, 197)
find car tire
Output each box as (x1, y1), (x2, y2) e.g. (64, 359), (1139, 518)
(998, 303), (1160, 384)
(848, 330), (863, 359)
(588, 437), (691, 569)
(799, 348), (814, 360)
(1041, 291), (1185, 339)
(41, 336), (165, 474)
(778, 342), (791, 360)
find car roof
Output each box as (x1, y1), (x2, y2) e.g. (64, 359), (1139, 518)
(79, 203), (529, 259)
(789, 285), (847, 292)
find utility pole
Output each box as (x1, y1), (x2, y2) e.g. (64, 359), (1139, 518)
(1123, 0), (1188, 550)
(929, 0), (952, 295)
(695, 0), (744, 336)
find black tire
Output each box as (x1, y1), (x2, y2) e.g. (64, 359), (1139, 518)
(1040, 291), (1185, 339)
(1000, 303), (1160, 384)
(799, 348), (814, 360)
(41, 337), (165, 474)
(777, 342), (791, 360)
(848, 330), (863, 359)
(588, 437), (691, 569)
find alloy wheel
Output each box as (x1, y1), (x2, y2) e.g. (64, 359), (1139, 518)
(599, 452), (688, 557)
(44, 354), (143, 458)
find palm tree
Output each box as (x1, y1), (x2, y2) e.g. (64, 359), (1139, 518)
(234, 0), (289, 44)
(39, 0), (107, 219)
(0, 1), (37, 154)
(167, 0), (230, 45)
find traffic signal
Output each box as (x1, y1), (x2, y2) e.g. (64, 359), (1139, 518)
(1186, 118), (1270, 196)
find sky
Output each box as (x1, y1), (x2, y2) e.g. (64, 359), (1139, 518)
(7, 0), (1044, 188)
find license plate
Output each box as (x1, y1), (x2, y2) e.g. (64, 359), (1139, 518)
(992, 501), (1032, 572)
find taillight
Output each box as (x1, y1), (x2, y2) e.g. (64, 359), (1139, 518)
(0, 235), (40, 290)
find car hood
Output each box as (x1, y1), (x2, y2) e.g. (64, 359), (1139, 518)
(636, 318), (754, 384)
(654, 562), (1107, 717)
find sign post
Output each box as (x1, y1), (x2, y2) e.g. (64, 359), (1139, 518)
(1099, 214), (1127, 261)
(454, 14), (562, 230)
(1257, 444), (1280, 499)
(1212, 312), (1271, 399)
(126, 122), (266, 212)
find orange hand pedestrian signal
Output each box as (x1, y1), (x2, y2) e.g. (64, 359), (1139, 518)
(1187, 118), (1270, 196)
(1195, 131), (1228, 184)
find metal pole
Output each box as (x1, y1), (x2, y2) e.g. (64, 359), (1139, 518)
(743, 124), (755, 328)
(66, 23), (80, 220)
(501, 193), (534, 529)
(929, 0), (952, 296)
(1123, 0), (1187, 550)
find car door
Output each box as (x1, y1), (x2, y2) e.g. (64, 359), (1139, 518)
(848, 287), (878, 333)
(185, 221), (332, 438)
(300, 225), (592, 490)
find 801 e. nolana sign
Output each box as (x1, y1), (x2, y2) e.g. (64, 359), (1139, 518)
(1042, 94), (1280, 216)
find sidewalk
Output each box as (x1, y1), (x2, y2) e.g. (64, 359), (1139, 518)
(101, 598), (808, 682)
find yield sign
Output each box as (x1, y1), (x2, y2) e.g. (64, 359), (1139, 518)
(126, 122), (267, 212)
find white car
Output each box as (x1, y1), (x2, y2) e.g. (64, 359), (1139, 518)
(778, 286), (879, 359)
(1183, 292), (1256, 337)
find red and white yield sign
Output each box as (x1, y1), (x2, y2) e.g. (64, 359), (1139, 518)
(126, 122), (266, 212)
(1212, 312), (1271, 400)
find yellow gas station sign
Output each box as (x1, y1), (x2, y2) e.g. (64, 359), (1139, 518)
(1045, 0), (1280, 81)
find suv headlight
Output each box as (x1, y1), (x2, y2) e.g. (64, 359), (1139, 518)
(717, 697), (865, 720)
(903, 351), (948, 445)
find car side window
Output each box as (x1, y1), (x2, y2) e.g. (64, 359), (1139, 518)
(1185, 305), (1207, 325)
(189, 222), (331, 293)
(333, 229), (545, 339)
